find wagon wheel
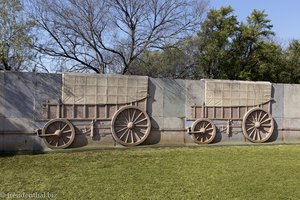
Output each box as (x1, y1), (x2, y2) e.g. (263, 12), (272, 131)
(42, 119), (75, 149)
(242, 108), (274, 143)
(191, 119), (216, 144)
(111, 106), (151, 146)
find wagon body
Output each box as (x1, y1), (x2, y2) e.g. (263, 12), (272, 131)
(38, 74), (151, 149)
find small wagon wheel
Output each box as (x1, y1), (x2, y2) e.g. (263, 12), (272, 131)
(191, 118), (216, 144)
(111, 106), (151, 146)
(41, 119), (75, 149)
(242, 108), (274, 143)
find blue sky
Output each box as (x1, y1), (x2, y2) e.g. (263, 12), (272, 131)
(210, 0), (300, 44)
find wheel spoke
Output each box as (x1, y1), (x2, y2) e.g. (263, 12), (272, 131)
(261, 124), (271, 127)
(260, 128), (269, 135)
(127, 109), (131, 123)
(135, 125), (149, 128)
(115, 124), (127, 127)
(49, 137), (57, 144)
(119, 129), (129, 140)
(206, 131), (213, 136)
(204, 135), (209, 141)
(247, 118), (255, 124)
(119, 120), (128, 126)
(257, 130), (261, 140)
(61, 136), (67, 145)
(136, 129), (145, 137)
(257, 111), (263, 122)
(61, 124), (68, 131)
(63, 129), (72, 134)
(252, 130), (257, 140)
(249, 129), (255, 138)
(55, 139), (59, 147)
(121, 112), (129, 123)
(130, 130), (134, 143)
(260, 113), (268, 122)
(204, 123), (210, 129)
(133, 131), (141, 141)
(125, 131), (130, 143)
(251, 115), (256, 123)
(116, 126), (128, 134)
(247, 126), (255, 131)
(261, 118), (271, 124)
(135, 117), (147, 125)
(131, 109), (136, 122)
(133, 112), (143, 123)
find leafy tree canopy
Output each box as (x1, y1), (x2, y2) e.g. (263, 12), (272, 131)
(0, 0), (36, 71)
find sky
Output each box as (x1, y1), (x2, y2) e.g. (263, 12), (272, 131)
(210, 0), (300, 45)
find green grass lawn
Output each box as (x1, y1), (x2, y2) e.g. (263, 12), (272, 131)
(1, 145), (300, 200)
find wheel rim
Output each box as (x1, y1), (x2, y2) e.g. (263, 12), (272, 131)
(111, 106), (151, 146)
(191, 119), (216, 144)
(242, 108), (274, 143)
(42, 119), (75, 149)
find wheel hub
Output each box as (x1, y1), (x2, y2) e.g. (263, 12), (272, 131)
(54, 130), (62, 137)
(127, 122), (135, 130)
(254, 122), (261, 128)
(199, 128), (206, 133)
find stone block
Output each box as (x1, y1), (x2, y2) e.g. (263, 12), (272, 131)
(283, 84), (300, 118)
(185, 79), (204, 119)
(2, 134), (35, 152)
(283, 131), (300, 143)
(4, 118), (36, 133)
(4, 72), (35, 118)
(160, 131), (185, 145)
(271, 84), (284, 118)
(163, 78), (186, 117)
(34, 73), (62, 119)
(148, 78), (164, 117)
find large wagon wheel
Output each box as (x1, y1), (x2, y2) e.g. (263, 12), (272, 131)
(41, 119), (75, 149)
(111, 106), (151, 146)
(242, 108), (274, 143)
(191, 118), (216, 144)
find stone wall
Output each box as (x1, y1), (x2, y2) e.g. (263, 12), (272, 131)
(0, 72), (299, 153)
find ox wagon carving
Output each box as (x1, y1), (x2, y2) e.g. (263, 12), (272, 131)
(37, 74), (151, 149)
(187, 80), (274, 144)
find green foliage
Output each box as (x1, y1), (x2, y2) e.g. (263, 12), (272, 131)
(196, 7), (284, 82)
(0, 0), (36, 71)
(280, 40), (300, 83)
(1, 145), (300, 199)
(130, 38), (199, 79)
(197, 6), (239, 79)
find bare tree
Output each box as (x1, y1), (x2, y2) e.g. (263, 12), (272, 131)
(29, 0), (209, 74)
